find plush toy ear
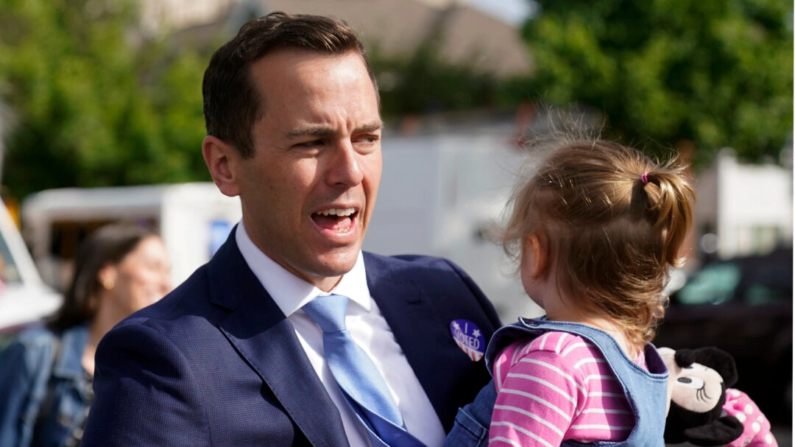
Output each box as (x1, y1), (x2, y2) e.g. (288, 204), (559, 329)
(692, 347), (738, 387)
(674, 349), (695, 367)
(682, 415), (744, 446)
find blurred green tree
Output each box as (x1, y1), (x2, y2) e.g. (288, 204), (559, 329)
(369, 22), (505, 118)
(0, 0), (210, 199)
(517, 0), (793, 164)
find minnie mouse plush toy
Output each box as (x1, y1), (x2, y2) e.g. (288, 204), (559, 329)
(659, 347), (777, 447)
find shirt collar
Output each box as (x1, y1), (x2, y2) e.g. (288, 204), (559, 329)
(235, 222), (372, 317)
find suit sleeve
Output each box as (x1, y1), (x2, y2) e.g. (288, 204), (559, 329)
(81, 322), (211, 446)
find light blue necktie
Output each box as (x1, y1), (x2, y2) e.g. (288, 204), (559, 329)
(303, 294), (427, 447)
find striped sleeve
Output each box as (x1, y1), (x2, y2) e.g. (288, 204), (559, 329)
(489, 336), (582, 447)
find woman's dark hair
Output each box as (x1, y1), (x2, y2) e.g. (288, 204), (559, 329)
(47, 224), (158, 332)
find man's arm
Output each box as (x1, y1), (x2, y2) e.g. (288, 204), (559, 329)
(82, 322), (211, 446)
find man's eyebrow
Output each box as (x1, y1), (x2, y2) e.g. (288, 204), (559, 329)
(356, 121), (384, 133)
(285, 126), (335, 139)
(284, 121), (384, 139)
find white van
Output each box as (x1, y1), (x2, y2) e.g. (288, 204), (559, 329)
(0, 202), (60, 331)
(21, 183), (242, 292)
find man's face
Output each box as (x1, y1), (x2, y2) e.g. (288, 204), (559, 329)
(235, 49), (382, 291)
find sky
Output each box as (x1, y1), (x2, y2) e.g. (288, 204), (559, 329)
(467, 0), (537, 26)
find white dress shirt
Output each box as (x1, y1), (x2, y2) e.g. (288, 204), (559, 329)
(236, 223), (446, 447)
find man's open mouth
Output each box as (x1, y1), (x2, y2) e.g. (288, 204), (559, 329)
(311, 207), (358, 233)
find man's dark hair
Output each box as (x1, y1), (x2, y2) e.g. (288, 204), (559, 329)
(202, 12), (378, 158)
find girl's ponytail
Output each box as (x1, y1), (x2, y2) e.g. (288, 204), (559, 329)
(640, 164), (695, 268)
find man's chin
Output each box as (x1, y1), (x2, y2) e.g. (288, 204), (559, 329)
(292, 251), (360, 290)
(313, 258), (359, 278)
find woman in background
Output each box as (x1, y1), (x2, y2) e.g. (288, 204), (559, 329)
(0, 224), (171, 447)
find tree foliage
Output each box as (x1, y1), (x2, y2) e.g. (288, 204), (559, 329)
(519, 0), (793, 164)
(369, 33), (506, 117)
(0, 0), (210, 199)
(3, 0), (788, 201)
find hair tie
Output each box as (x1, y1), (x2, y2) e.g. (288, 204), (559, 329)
(640, 172), (649, 184)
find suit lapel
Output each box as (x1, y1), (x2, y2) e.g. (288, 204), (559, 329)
(207, 234), (349, 447)
(364, 254), (455, 428)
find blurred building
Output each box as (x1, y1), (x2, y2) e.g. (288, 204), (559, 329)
(693, 148), (793, 261)
(368, 113), (540, 322)
(139, 0), (532, 78)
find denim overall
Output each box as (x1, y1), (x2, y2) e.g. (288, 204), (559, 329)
(444, 317), (668, 447)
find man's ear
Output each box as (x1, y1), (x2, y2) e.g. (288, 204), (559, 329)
(525, 233), (549, 279)
(202, 135), (242, 197)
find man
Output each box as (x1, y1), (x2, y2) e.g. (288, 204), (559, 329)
(81, 12), (500, 447)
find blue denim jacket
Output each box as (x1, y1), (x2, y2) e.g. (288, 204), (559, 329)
(445, 317), (669, 447)
(0, 324), (91, 447)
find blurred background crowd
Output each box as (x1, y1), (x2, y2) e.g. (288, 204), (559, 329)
(0, 0), (791, 442)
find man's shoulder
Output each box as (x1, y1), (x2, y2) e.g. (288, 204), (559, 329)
(363, 251), (484, 294)
(363, 251), (466, 280)
(362, 251), (497, 320)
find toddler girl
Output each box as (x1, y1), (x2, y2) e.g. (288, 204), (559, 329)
(449, 137), (695, 447)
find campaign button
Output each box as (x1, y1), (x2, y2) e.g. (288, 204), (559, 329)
(450, 319), (484, 362)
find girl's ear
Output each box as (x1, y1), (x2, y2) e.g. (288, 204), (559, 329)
(526, 233), (549, 279)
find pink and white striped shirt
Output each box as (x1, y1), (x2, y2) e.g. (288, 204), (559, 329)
(489, 331), (646, 447)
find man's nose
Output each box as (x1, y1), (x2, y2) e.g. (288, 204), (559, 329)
(326, 141), (364, 187)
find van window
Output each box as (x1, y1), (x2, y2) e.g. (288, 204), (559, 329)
(0, 230), (22, 285)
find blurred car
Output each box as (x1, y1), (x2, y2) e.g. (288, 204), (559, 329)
(654, 248), (792, 424)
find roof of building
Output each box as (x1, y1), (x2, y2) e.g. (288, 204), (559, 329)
(151, 0), (532, 78)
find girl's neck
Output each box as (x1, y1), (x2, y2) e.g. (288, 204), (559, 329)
(544, 299), (642, 360)
(529, 269), (643, 359)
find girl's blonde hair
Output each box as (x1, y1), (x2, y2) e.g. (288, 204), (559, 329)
(500, 136), (695, 347)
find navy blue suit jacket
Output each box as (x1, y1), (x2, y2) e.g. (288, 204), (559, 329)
(81, 234), (501, 446)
